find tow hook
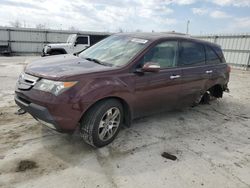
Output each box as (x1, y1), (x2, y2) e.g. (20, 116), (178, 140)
(225, 88), (230, 93)
(15, 108), (26, 115)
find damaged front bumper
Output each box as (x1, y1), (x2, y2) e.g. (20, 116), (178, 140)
(15, 94), (61, 131)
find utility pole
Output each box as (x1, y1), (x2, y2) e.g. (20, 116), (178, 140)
(186, 20), (190, 34)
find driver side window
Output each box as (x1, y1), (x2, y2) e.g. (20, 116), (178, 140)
(140, 41), (178, 69)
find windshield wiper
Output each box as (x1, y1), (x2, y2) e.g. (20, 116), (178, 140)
(85, 57), (112, 67)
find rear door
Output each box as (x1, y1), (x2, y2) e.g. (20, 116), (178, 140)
(205, 45), (228, 88)
(133, 40), (182, 117)
(177, 40), (209, 106)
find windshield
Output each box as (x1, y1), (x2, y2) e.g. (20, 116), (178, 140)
(79, 35), (148, 67)
(67, 34), (76, 43)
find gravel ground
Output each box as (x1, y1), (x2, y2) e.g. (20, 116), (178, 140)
(0, 56), (249, 188)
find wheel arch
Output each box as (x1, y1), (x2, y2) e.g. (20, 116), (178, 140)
(80, 96), (132, 127)
(208, 84), (224, 98)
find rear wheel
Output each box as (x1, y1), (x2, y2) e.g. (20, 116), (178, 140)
(80, 99), (123, 147)
(193, 91), (210, 106)
(200, 92), (210, 104)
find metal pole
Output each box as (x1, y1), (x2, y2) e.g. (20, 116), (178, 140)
(45, 31), (48, 44)
(186, 20), (190, 34)
(214, 36), (218, 44)
(7, 29), (11, 53)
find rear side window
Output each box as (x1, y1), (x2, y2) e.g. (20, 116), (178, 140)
(205, 45), (221, 64)
(214, 46), (225, 63)
(178, 41), (205, 66)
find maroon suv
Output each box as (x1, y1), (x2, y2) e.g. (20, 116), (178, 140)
(15, 33), (230, 147)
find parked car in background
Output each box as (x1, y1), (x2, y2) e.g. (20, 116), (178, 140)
(0, 43), (11, 56)
(41, 34), (108, 56)
(15, 32), (230, 147)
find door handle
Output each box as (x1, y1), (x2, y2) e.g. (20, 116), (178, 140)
(170, 75), (181, 79)
(206, 70), (213, 74)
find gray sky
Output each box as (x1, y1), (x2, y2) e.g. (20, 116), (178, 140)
(1, 0), (250, 34)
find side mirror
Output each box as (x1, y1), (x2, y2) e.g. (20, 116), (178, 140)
(142, 62), (160, 73)
(74, 41), (78, 46)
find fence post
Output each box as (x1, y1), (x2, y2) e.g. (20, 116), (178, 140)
(214, 35), (218, 44)
(247, 53), (250, 71)
(45, 30), (48, 44)
(7, 28), (11, 52)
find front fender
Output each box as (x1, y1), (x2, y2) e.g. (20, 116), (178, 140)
(75, 76), (135, 118)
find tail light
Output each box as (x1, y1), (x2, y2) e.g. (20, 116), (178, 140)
(227, 65), (231, 73)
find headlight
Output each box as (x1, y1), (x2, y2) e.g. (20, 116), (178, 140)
(33, 79), (77, 96)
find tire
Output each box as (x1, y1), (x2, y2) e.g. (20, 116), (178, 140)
(80, 99), (123, 147)
(192, 91), (210, 107)
(200, 92), (210, 104)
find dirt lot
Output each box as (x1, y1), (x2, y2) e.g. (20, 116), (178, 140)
(0, 56), (250, 188)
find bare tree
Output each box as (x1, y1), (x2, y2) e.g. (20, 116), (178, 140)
(36, 24), (46, 29)
(9, 20), (22, 28)
(118, 27), (123, 33)
(68, 26), (78, 31)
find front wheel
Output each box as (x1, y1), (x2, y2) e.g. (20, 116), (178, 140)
(80, 99), (123, 147)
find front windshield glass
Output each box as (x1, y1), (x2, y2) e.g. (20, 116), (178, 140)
(79, 35), (149, 67)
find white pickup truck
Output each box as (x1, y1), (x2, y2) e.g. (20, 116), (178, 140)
(42, 34), (107, 56)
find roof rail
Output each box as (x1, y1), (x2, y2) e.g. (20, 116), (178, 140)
(162, 31), (190, 36)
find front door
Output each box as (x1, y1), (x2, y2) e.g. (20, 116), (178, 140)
(133, 40), (182, 117)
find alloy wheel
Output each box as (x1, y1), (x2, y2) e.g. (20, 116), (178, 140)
(98, 107), (121, 141)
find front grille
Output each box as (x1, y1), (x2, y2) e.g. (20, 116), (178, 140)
(17, 72), (39, 90)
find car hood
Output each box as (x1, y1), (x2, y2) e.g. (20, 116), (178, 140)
(25, 54), (115, 80)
